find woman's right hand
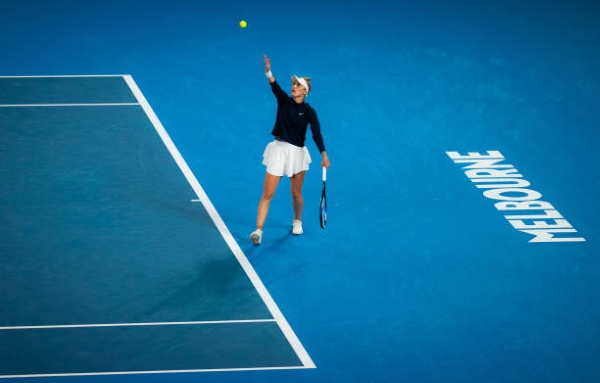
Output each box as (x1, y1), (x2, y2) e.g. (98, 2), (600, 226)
(263, 55), (271, 73)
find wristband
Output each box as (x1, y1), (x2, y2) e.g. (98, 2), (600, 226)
(265, 71), (273, 78)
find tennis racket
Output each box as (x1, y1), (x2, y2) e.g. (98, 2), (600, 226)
(319, 166), (327, 229)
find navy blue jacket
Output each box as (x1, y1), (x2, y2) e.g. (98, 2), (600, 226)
(270, 81), (326, 153)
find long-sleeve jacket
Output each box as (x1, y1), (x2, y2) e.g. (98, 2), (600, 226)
(269, 81), (326, 153)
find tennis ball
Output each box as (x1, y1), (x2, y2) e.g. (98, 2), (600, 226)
(239, 20), (247, 28)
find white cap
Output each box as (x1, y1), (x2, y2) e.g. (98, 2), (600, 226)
(291, 74), (309, 94)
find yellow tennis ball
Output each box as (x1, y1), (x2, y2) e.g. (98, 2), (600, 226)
(239, 20), (247, 28)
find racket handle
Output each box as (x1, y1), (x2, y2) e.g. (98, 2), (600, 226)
(322, 166), (327, 182)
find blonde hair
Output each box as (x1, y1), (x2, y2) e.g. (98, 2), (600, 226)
(304, 77), (312, 93)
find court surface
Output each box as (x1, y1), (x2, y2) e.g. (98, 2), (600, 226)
(0, 75), (313, 377)
(1, 1), (599, 382)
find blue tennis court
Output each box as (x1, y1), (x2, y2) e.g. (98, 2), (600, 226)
(1, 1), (599, 382)
(0, 75), (312, 377)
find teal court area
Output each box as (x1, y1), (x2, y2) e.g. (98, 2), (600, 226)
(0, 75), (312, 378)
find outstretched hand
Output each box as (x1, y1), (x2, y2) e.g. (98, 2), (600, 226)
(263, 55), (271, 73)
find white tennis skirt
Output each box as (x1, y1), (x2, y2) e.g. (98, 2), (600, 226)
(262, 140), (312, 177)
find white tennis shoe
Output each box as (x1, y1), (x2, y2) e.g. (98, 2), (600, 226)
(250, 229), (262, 245)
(292, 220), (303, 235)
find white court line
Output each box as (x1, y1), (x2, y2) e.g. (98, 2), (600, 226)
(123, 75), (315, 369)
(0, 319), (275, 331)
(0, 103), (139, 107)
(2, 365), (312, 379)
(0, 74), (127, 78)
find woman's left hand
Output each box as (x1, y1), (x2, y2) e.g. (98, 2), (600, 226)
(321, 152), (330, 169)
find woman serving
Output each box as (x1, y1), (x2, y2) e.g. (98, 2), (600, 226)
(250, 55), (330, 245)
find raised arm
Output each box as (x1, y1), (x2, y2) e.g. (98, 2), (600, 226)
(264, 55), (274, 83)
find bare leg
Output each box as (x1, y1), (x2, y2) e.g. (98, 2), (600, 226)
(290, 171), (306, 221)
(256, 172), (282, 230)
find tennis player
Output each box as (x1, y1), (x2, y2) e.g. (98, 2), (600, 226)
(250, 55), (330, 245)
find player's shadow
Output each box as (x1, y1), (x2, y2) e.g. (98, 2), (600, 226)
(241, 225), (294, 257)
(139, 256), (271, 321)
